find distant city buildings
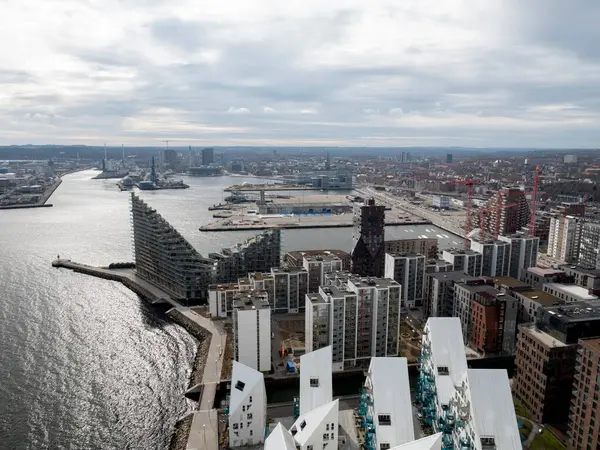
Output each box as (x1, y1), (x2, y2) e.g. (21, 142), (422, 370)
(564, 154), (578, 164)
(431, 195), (450, 209)
(202, 148), (214, 166)
(281, 169), (353, 189)
(352, 199), (386, 277)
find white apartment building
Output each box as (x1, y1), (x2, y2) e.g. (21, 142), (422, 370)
(363, 357), (415, 448)
(385, 253), (425, 308)
(442, 249), (483, 277)
(432, 195), (450, 209)
(305, 274), (401, 371)
(417, 318), (522, 450)
(232, 293), (271, 372)
(299, 346), (333, 416)
(265, 423), (296, 450)
(303, 253), (343, 292)
(228, 362), (267, 448)
(290, 399), (339, 450)
(208, 266), (308, 316)
(548, 215), (582, 263)
(469, 238), (510, 277)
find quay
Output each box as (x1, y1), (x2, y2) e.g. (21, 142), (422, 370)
(51, 259), (226, 450)
(224, 184), (321, 192)
(0, 178), (62, 210)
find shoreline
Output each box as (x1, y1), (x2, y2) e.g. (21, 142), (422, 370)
(200, 219), (431, 232)
(51, 259), (221, 449)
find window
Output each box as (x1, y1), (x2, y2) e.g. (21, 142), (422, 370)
(249, 396), (252, 403)
(310, 377), (320, 387)
(307, 446), (313, 450)
(381, 445), (391, 450)
(247, 413), (253, 420)
(300, 420), (307, 430)
(378, 414), (392, 425)
(323, 433), (329, 440)
(232, 423), (238, 430)
(235, 380), (245, 391)
(250, 430), (253, 436)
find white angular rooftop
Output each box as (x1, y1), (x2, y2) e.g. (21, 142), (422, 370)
(291, 399), (339, 448)
(368, 357), (414, 446)
(229, 361), (264, 415)
(391, 433), (443, 450)
(466, 369), (522, 450)
(265, 423), (296, 450)
(300, 346), (333, 416)
(425, 317), (468, 404)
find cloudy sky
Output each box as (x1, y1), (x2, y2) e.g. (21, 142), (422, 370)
(1, 0), (600, 147)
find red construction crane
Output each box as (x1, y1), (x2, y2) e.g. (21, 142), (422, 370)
(529, 166), (541, 236)
(448, 179), (481, 249)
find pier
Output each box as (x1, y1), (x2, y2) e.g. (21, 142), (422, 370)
(51, 259), (226, 450)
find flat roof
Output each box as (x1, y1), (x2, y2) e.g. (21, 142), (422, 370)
(303, 253), (343, 262)
(386, 252), (425, 259)
(454, 283), (499, 296)
(514, 289), (563, 306)
(527, 267), (565, 276)
(429, 270), (475, 282)
(544, 302), (600, 322)
(348, 276), (400, 288)
(233, 294), (270, 310)
(561, 266), (600, 277)
(210, 282), (239, 291)
(545, 283), (598, 300)
(286, 249), (350, 259)
(492, 276), (531, 289)
(519, 325), (568, 348)
(443, 248), (480, 256)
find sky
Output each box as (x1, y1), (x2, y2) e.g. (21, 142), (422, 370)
(1, 0), (600, 148)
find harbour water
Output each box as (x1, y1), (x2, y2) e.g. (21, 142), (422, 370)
(0, 170), (460, 449)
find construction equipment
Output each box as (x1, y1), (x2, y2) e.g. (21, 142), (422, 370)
(448, 179), (481, 249)
(529, 166), (541, 236)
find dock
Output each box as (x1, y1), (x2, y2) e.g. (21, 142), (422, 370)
(224, 184), (321, 192)
(51, 259), (226, 450)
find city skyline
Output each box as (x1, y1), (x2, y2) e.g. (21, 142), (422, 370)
(2, 1), (600, 147)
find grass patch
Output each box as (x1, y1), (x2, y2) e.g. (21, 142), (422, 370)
(529, 429), (566, 450)
(513, 399), (531, 420)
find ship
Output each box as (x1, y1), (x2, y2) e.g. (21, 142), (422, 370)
(117, 176), (135, 191)
(136, 157), (189, 190)
(224, 192), (252, 204)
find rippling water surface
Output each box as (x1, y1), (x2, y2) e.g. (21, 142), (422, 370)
(0, 170), (458, 449)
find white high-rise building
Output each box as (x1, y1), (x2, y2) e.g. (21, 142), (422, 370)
(417, 318), (522, 449)
(232, 293), (271, 372)
(228, 362), (267, 448)
(299, 346), (333, 416)
(364, 358), (415, 448)
(305, 274), (401, 371)
(548, 215), (582, 263)
(385, 253), (425, 308)
(469, 239), (511, 277)
(290, 399), (339, 450)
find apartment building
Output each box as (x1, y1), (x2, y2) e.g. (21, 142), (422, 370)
(442, 248), (483, 277)
(482, 187), (530, 235)
(208, 266), (308, 316)
(284, 249), (351, 271)
(384, 236), (439, 259)
(561, 265), (600, 292)
(469, 238), (511, 277)
(130, 193), (213, 302)
(514, 303), (600, 424)
(453, 279), (498, 343)
(232, 293), (271, 372)
(579, 222), (600, 269)
(498, 234), (539, 279)
(303, 253), (343, 293)
(424, 271), (475, 318)
(548, 215), (582, 263)
(543, 283), (599, 304)
(470, 291), (518, 355)
(384, 253), (426, 308)
(305, 275), (401, 371)
(417, 318), (521, 449)
(568, 338), (600, 450)
(228, 362), (267, 447)
(352, 199), (386, 277)
(520, 267), (566, 290)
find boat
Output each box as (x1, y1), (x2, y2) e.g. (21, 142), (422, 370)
(117, 176), (135, 191)
(224, 192), (252, 204)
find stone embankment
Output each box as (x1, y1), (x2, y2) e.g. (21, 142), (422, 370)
(167, 309), (212, 390)
(168, 413), (194, 450)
